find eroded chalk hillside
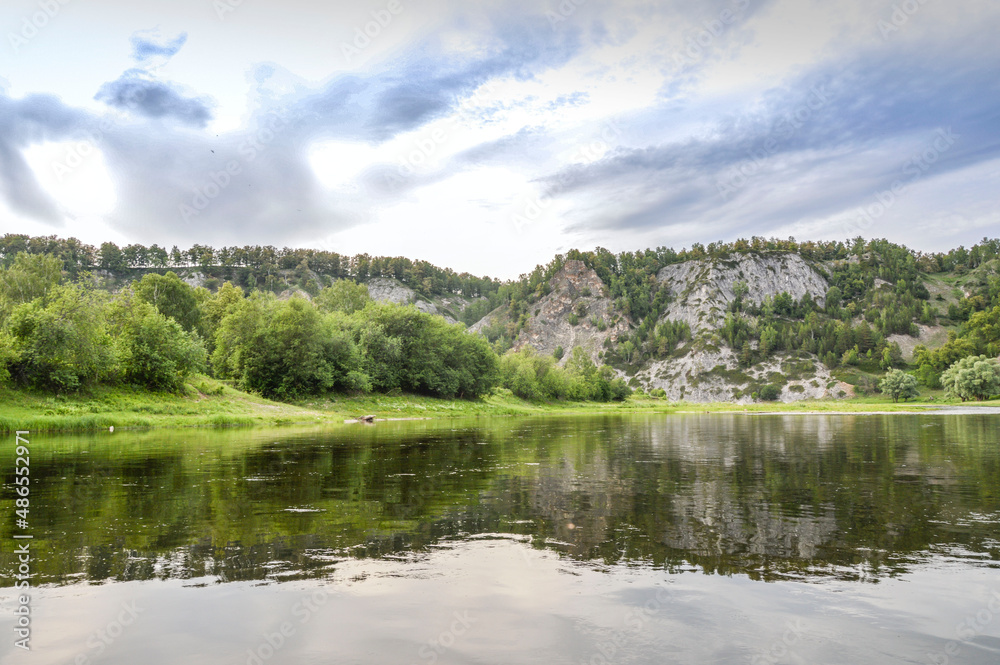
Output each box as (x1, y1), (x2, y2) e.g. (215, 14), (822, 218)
(475, 252), (850, 403)
(637, 253), (839, 402)
(366, 277), (482, 324)
(472, 259), (630, 362)
(515, 260), (631, 362)
(657, 253), (828, 334)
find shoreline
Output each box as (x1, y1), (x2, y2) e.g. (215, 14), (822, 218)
(735, 406), (1000, 416)
(1, 380), (997, 434)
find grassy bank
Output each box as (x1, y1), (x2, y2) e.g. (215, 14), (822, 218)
(0, 377), (331, 432)
(0, 378), (992, 433)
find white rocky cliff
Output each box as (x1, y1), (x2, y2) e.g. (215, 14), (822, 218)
(656, 253), (829, 334)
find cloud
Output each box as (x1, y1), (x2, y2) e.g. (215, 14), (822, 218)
(131, 30), (188, 63)
(95, 70), (213, 127)
(539, 22), (1000, 238)
(4, 0), (998, 261)
(0, 93), (90, 223)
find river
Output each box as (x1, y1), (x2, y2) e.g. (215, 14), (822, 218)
(2, 413), (999, 663)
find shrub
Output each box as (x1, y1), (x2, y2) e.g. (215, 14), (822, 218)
(134, 271), (202, 333)
(940, 355), (1000, 402)
(758, 384), (781, 401)
(315, 279), (371, 314)
(111, 298), (207, 392)
(878, 369), (920, 403)
(4, 285), (114, 391)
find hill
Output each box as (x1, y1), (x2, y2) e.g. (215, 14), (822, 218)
(1, 234), (998, 405)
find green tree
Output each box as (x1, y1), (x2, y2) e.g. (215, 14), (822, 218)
(759, 325), (779, 356)
(199, 282), (245, 354)
(0, 252), (63, 319)
(228, 298), (366, 399)
(315, 280), (372, 314)
(563, 347), (629, 401)
(0, 330), (14, 384)
(878, 369), (920, 403)
(499, 347), (572, 400)
(211, 293), (270, 382)
(4, 285), (114, 391)
(965, 306), (1000, 356)
(758, 384), (781, 401)
(347, 303), (498, 399)
(940, 355), (1000, 402)
(108, 296), (207, 392)
(914, 362), (942, 389)
(99, 242), (126, 272)
(134, 272), (202, 333)
(824, 285), (842, 315)
(842, 346), (860, 366)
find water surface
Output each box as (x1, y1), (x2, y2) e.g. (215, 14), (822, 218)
(2, 414), (999, 663)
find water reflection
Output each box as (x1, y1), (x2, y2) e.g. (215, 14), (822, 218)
(2, 414), (998, 586)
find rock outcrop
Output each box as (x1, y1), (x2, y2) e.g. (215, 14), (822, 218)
(366, 277), (480, 324)
(470, 260), (631, 363)
(512, 260), (631, 363)
(656, 253), (828, 334)
(634, 253), (834, 402)
(636, 348), (841, 403)
(473, 252), (845, 403)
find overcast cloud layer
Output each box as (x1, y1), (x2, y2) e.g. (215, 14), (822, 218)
(1, 0), (998, 278)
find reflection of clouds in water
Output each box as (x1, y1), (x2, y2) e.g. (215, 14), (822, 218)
(14, 414), (1000, 589)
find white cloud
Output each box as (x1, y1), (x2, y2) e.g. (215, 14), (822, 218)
(1, 0), (998, 275)
(309, 141), (378, 191)
(22, 142), (117, 219)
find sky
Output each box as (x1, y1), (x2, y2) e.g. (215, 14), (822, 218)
(0, 0), (998, 279)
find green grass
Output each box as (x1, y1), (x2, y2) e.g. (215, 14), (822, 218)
(0, 376), (330, 432)
(1, 377), (993, 434)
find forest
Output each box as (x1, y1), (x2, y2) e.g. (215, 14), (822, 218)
(0, 250), (629, 402)
(0, 233), (998, 403)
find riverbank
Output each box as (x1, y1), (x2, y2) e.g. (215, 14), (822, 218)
(0, 378), (993, 433)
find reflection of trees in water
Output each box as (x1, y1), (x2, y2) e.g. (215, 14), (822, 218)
(468, 415), (1000, 580)
(3, 415), (997, 585)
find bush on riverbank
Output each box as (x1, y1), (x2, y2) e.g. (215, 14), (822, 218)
(0, 258), (632, 404)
